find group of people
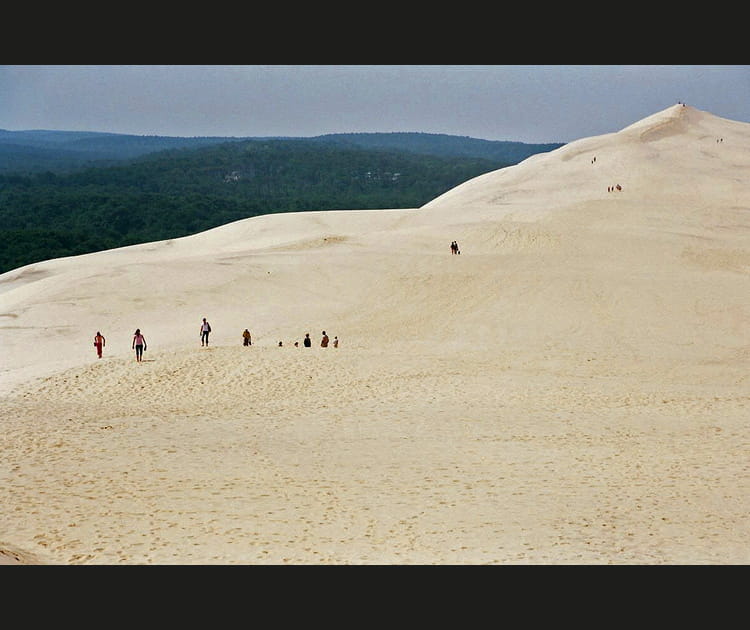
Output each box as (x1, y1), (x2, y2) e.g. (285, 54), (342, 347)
(284, 331), (338, 348)
(94, 318), (338, 362)
(450, 240), (461, 255)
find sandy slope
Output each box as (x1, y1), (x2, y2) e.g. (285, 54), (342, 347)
(1, 104), (748, 564)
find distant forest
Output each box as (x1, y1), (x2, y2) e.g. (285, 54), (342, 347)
(0, 130), (564, 273)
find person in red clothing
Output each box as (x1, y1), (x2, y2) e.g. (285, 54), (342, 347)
(93, 331), (106, 358)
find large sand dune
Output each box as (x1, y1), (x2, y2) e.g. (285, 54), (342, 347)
(1, 104), (748, 564)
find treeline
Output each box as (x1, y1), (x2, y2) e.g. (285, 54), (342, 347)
(0, 138), (521, 273)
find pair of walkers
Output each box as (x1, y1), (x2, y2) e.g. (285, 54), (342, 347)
(93, 329), (146, 361)
(92, 329), (146, 362)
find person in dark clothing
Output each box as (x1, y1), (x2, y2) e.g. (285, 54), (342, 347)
(303, 333), (311, 347)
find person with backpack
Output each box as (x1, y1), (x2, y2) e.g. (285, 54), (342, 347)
(200, 318), (212, 346)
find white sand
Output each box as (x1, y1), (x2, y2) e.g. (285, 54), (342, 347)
(1, 104), (748, 564)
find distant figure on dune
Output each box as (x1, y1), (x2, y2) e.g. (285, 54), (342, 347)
(242, 329), (252, 346)
(304, 333), (311, 347)
(450, 240), (458, 255)
(278, 341), (283, 347)
(200, 318), (212, 347)
(333, 336), (339, 348)
(321, 331), (330, 347)
(132, 328), (147, 363)
(93, 331), (106, 359)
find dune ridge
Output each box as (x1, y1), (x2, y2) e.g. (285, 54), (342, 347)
(1, 104), (748, 564)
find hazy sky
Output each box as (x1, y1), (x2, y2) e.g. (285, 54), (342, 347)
(2, 65), (749, 144)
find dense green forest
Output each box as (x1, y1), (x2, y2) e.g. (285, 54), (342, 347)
(0, 133), (563, 273)
(0, 129), (248, 174)
(0, 128), (563, 175)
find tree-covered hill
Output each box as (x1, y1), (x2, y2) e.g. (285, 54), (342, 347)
(311, 132), (563, 163)
(0, 128), (564, 175)
(0, 129), (249, 174)
(0, 135), (562, 273)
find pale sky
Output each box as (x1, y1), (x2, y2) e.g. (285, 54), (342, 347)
(2, 65), (749, 144)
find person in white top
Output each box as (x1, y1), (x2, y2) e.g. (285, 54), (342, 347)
(200, 318), (212, 346)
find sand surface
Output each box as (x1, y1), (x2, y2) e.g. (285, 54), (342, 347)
(1, 104), (748, 564)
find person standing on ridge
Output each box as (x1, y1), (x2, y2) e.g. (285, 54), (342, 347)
(93, 331), (106, 359)
(303, 333), (312, 347)
(200, 318), (212, 346)
(321, 331), (330, 347)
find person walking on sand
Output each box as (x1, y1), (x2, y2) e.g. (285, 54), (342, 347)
(200, 317), (212, 346)
(132, 328), (147, 362)
(303, 333), (311, 347)
(333, 336), (339, 348)
(321, 331), (329, 347)
(93, 331), (106, 358)
(242, 329), (252, 346)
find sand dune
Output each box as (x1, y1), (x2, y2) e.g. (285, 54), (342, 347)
(1, 104), (748, 564)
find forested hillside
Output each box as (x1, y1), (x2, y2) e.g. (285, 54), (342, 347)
(314, 132), (563, 163)
(0, 128), (564, 175)
(0, 134), (563, 273)
(0, 130), (247, 173)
